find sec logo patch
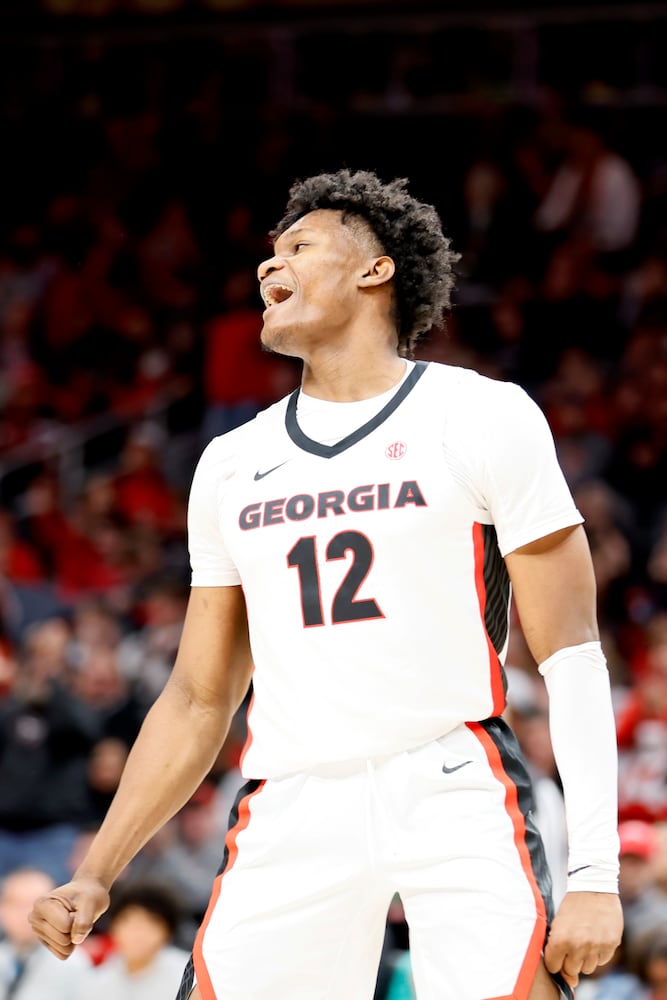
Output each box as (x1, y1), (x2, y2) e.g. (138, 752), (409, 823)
(385, 441), (407, 460)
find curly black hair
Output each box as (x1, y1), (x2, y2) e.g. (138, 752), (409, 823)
(270, 168), (460, 357)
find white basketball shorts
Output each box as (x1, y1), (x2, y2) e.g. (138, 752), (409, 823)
(176, 717), (564, 1000)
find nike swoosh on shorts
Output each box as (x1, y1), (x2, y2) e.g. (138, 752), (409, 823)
(442, 760), (473, 774)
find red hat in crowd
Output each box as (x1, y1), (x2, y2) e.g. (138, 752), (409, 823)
(618, 820), (660, 861)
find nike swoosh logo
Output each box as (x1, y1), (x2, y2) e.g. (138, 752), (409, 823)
(442, 760), (473, 774)
(567, 864), (592, 877)
(254, 461), (288, 481)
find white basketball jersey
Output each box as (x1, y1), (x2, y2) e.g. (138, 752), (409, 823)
(188, 361), (583, 778)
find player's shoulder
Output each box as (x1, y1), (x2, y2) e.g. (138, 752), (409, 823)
(423, 361), (532, 411)
(195, 422), (250, 478)
(194, 395), (292, 480)
(202, 396), (290, 454)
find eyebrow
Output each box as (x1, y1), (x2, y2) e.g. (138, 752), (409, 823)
(274, 225), (318, 249)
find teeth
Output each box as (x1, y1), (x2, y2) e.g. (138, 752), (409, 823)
(262, 284), (293, 308)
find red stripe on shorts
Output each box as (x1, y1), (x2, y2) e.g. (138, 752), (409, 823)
(467, 720), (547, 1000)
(193, 780), (266, 1000)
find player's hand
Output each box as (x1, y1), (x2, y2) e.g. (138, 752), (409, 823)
(544, 891), (623, 989)
(28, 877), (111, 960)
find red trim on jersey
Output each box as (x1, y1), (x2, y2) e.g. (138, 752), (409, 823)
(472, 522), (506, 716)
(467, 721), (546, 1000)
(193, 781), (266, 999)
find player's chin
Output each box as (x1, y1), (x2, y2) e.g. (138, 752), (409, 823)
(260, 323), (291, 358)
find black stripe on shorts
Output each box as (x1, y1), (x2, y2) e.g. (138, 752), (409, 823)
(479, 717), (575, 999)
(174, 778), (264, 1000)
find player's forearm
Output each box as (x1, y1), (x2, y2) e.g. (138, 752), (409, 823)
(73, 679), (233, 889)
(540, 641), (620, 893)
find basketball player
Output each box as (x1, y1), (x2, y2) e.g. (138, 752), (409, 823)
(29, 169), (623, 999)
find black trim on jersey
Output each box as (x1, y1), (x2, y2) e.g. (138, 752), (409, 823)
(175, 778), (264, 1000)
(285, 360), (429, 458)
(481, 524), (511, 661)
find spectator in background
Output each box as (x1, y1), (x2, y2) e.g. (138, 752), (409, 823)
(78, 737), (130, 831)
(131, 779), (222, 928)
(0, 867), (90, 999)
(70, 642), (144, 748)
(572, 479), (637, 643)
(0, 222), (56, 343)
(617, 820), (667, 953)
(541, 347), (614, 489)
(17, 470), (129, 607)
(0, 621), (97, 883)
(653, 822), (667, 898)
(69, 599), (122, 654)
(0, 631), (17, 700)
(0, 365), (50, 463)
(0, 543), (70, 659)
(647, 515), (667, 616)
(602, 324), (667, 547)
(16, 618), (72, 685)
(112, 422), (183, 535)
(116, 573), (188, 708)
(534, 113), (641, 259)
(616, 614), (667, 823)
(635, 929), (667, 1000)
(201, 265), (297, 443)
(81, 879), (189, 999)
(17, 470), (72, 578)
(0, 509), (45, 586)
(575, 933), (647, 1000)
(135, 196), (201, 313)
(38, 219), (107, 373)
(0, 302), (41, 412)
(456, 155), (512, 286)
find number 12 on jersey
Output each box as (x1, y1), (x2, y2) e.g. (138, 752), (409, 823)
(287, 531), (384, 627)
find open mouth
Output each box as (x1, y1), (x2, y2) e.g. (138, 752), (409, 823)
(261, 283), (294, 309)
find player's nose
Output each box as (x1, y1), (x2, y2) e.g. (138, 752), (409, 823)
(257, 255), (284, 282)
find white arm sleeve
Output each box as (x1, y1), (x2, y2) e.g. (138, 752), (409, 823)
(539, 641), (620, 894)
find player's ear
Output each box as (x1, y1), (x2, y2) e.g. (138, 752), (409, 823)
(359, 255), (395, 288)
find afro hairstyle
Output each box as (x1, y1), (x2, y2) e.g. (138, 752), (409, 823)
(270, 168), (460, 357)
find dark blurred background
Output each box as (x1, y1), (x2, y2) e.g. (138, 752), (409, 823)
(1, 1), (667, 996)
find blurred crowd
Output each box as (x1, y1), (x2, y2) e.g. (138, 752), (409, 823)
(1, 20), (667, 1000)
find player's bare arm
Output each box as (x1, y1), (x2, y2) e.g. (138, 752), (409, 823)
(28, 584), (253, 960)
(505, 524), (598, 661)
(506, 524), (623, 990)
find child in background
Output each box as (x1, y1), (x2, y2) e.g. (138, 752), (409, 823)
(82, 879), (189, 999)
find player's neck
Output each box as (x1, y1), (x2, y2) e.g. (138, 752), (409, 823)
(301, 349), (407, 402)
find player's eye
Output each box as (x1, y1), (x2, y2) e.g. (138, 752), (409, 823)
(294, 242), (308, 251)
